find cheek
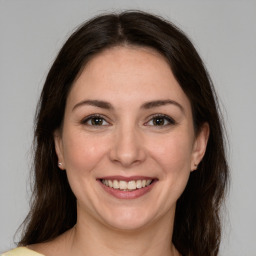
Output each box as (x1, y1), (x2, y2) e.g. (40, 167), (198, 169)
(144, 132), (194, 215)
(149, 132), (194, 174)
(61, 130), (110, 205)
(62, 130), (108, 175)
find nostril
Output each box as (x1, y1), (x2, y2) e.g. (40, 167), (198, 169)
(108, 129), (147, 167)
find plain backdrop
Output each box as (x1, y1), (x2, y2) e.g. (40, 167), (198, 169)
(0, 0), (255, 255)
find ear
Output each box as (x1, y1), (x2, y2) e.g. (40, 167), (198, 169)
(190, 123), (209, 171)
(54, 129), (65, 170)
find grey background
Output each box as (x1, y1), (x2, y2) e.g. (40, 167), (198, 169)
(0, 0), (255, 255)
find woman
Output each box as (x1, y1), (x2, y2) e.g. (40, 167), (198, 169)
(2, 11), (229, 256)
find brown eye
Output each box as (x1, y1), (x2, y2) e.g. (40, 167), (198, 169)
(91, 117), (104, 126)
(82, 115), (109, 126)
(145, 114), (176, 127)
(153, 117), (165, 126)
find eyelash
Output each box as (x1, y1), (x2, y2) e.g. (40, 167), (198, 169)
(81, 114), (176, 128)
(81, 114), (110, 126)
(144, 114), (176, 127)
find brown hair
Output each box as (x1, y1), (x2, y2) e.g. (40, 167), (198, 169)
(18, 11), (229, 256)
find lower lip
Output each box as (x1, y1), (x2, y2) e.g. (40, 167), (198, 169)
(98, 180), (156, 199)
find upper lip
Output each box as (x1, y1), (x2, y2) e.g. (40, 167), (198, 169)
(97, 176), (158, 182)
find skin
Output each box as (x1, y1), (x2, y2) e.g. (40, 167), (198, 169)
(30, 46), (209, 256)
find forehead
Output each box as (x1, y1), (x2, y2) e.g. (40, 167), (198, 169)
(67, 46), (191, 111)
(81, 45), (170, 81)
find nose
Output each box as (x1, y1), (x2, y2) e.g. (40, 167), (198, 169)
(109, 125), (146, 168)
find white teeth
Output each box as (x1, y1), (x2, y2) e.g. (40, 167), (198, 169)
(108, 180), (113, 188)
(136, 180), (142, 189)
(113, 180), (119, 189)
(101, 179), (153, 190)
(128, 181), (136, 190)
(119, 180), (128, 190)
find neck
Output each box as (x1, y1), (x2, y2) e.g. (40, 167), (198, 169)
(66, 207), (180, 256)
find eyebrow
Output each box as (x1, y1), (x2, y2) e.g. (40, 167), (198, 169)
(141, 99), (184, 113)
(72, 100), (113, 111)
(72, 99), (184, 113)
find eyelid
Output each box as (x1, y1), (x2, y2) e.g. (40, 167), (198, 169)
(80, 113), (176, 127)
(81, 114), (111, 126)
(144, 114), (176, 126)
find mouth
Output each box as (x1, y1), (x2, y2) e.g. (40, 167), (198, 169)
(97, 176), (157, 199)
(100, 178), (154, 191)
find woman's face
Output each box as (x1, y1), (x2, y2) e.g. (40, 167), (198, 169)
(55, 46), (208, 231)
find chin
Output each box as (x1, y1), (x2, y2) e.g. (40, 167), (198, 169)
(105, 218), (151, 232)
(98, 207), (160, 232)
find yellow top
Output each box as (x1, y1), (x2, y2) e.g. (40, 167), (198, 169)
(1, 247), (44, 256)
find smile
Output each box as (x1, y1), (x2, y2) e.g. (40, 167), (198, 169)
(101, 179), (152, 191)
(98, 176), (157, 199)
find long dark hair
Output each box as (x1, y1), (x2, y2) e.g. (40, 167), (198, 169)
(18, 11), (229, 256)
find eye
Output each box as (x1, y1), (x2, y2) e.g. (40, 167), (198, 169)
(81, 115), (110, 126)
(145, 114), (176, 127)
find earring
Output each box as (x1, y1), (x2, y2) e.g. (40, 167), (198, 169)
(58, 162), (62, 167)
(194, 163), (198, 170)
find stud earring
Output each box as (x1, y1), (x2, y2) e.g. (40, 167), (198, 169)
(194, 163), (198, 170)
(58, 162), (62, 167)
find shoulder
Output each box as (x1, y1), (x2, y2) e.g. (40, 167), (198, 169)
(1, 247), (45, 256)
